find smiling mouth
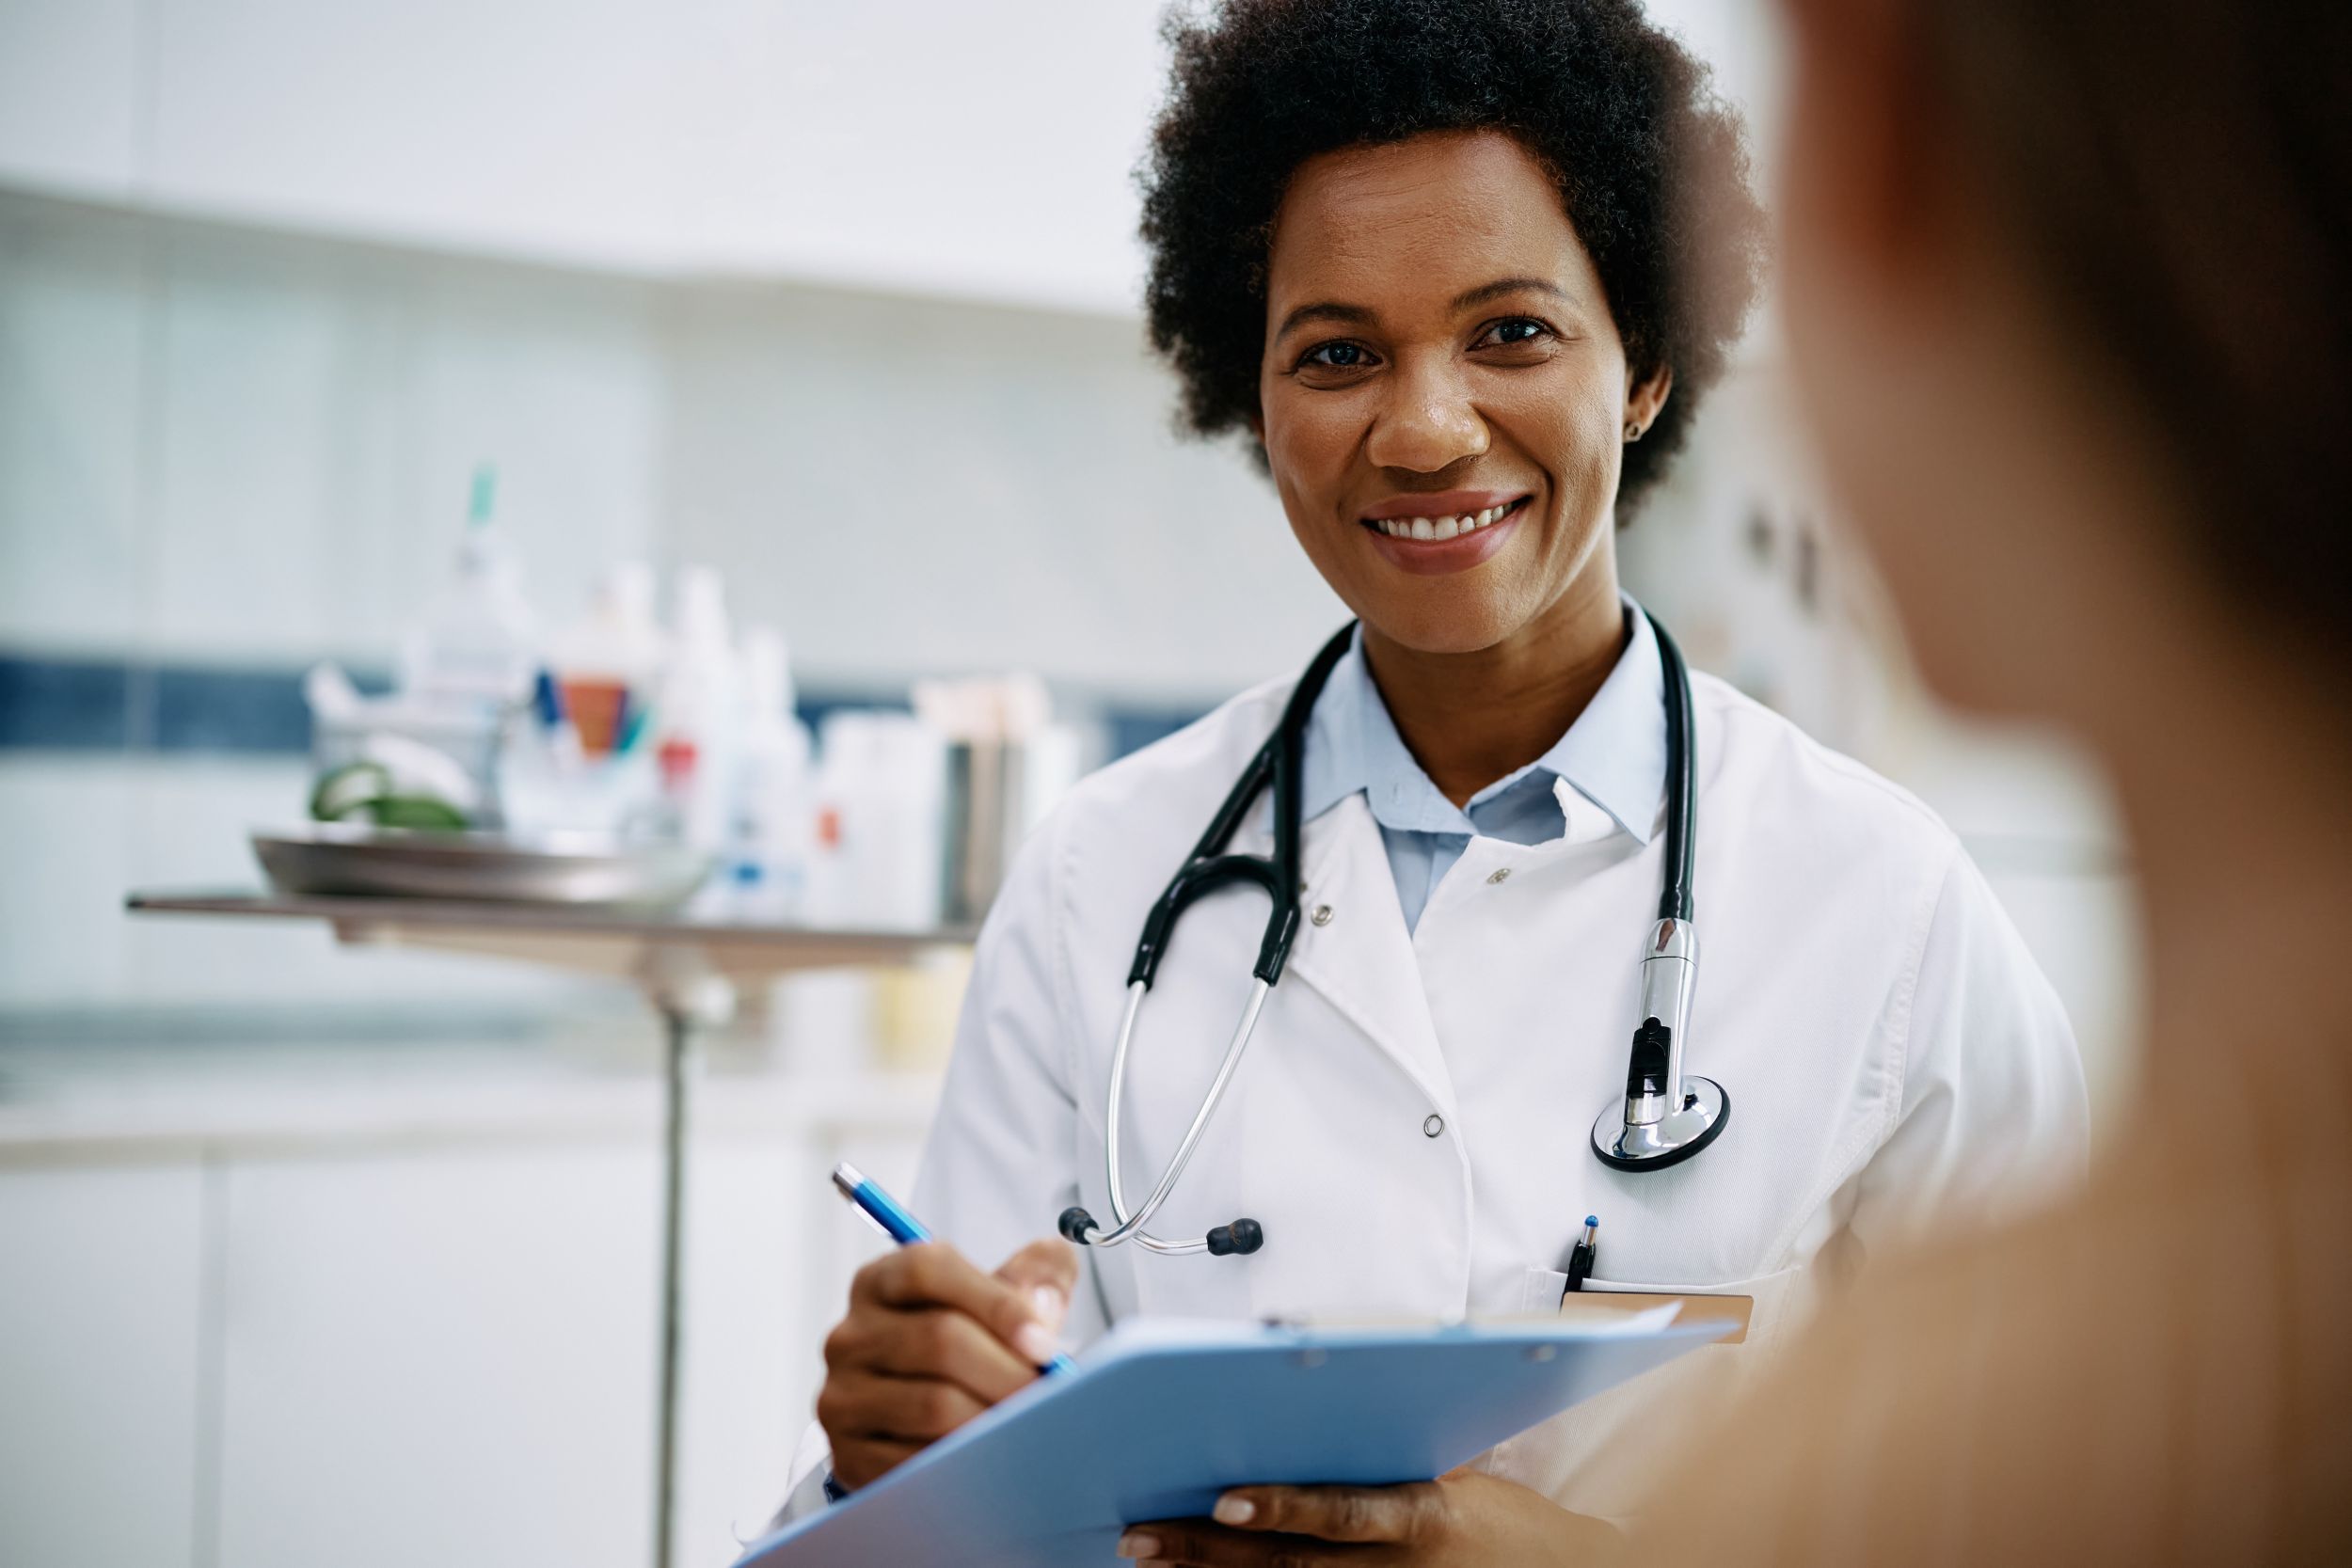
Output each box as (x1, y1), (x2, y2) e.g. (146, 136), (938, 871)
(1359, 496), (1529, 541)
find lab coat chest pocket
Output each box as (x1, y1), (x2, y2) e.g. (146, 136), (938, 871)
(1488, 1262), (1808, 1524)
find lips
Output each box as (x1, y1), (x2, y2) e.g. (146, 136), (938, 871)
(1358, 495), (1531, 577)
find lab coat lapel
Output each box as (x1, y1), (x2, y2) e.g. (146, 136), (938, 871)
(1285, 796), (1457, 1119)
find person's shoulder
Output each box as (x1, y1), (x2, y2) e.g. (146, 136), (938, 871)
(1692, 669), (1960, 872)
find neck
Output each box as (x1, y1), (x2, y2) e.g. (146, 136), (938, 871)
(1359, 563), (1629, 808)
(2096, 637), (2352, 1105)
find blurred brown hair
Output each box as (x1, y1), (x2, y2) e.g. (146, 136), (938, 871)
(1919, 2), (2352, 673)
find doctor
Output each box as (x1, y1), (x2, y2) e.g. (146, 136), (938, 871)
(780, 0), (2086, 1556)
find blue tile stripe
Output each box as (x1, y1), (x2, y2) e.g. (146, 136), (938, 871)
(0, 653), (1207, 763)
(0, 656), (133, 750)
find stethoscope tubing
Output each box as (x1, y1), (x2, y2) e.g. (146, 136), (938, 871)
(1091, 976), (1273, 1253)
(1075, 610), (1707, 1257)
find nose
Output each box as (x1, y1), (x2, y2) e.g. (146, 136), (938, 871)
(1364, 353), (1488, 473)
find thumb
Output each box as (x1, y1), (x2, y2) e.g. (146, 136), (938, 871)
(994, 1235), (1079, 1338)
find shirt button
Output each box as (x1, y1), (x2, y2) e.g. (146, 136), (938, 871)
(1486, 868), (1512, 885)
(1311, 904), (1335, 927)
(1422, 1114), (1444, 1137)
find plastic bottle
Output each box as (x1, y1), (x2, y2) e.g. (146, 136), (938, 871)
(651, 565), (740, 855)
(549, 562), (664, 758)
(813, 709), (946, 929)
(399, 465), (538, 714)
(727, 626), (817, 918)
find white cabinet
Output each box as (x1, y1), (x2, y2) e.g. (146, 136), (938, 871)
(0, 1088), (930, 1568)
(0, 1161), (208, 1568)
(213, 1143), (662, 1568)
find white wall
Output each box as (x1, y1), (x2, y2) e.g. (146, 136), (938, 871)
(0, 189), (1347, 1017)
(0, 0), (1172, 313)
(660, 284), (1342, 701)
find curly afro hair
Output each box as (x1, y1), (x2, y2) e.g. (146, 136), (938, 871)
(1139, 0), (1769, 518)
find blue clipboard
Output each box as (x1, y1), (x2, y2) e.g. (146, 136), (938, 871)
(740, 1310), (1723, 1567)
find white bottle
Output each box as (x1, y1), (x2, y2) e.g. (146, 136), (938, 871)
(652, 565), (740, 855)
(728, 626), (816, 919)
(815, 709), (946, 930)
(400, 465), (537, 715)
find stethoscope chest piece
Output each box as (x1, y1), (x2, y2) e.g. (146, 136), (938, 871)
(1590, 1074), (1729, 1171)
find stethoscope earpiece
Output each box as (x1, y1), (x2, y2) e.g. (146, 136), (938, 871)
(1204, 1218), (1263, 1256)
(1059, 1205), (1264, 1257)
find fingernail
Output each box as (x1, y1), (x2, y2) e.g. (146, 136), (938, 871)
(1214, 1494), (1256, 1525)
(1031, 1284), (1067, 1333)
(1116, 1530), (1160, 1559)
(1015, 1321), (1058, 1364)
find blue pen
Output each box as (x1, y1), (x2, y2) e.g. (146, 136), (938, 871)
(830, 1162), (1078, 1376)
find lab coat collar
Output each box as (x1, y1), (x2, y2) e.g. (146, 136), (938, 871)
(1294, 596), (1666, 847)
(1288, 794), (1458, 1121)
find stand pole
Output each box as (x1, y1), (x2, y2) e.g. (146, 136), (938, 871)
(653, 1005), (692, 1568)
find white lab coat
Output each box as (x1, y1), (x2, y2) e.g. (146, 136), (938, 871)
(779, 669), (2087, 1527)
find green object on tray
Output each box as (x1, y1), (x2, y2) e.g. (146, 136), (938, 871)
(310, 762), (471, 832)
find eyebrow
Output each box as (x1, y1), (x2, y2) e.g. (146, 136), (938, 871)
(1273, 277), (1575, 341)
(1452, 277), (1573, 311)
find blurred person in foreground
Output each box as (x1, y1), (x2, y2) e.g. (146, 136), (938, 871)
(1200, 0), (2352, 1561)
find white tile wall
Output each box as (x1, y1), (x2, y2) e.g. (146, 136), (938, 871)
(0, 188), (2145, 1116)
(1, 192), (669, 668)
(0, 198), (149, 648)
(0, 758), (138, 1005)
(660, 285), (1344, 702)
(0, 0), (145, 198)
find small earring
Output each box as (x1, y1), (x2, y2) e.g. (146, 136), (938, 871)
(1624, 421), (1644, 443)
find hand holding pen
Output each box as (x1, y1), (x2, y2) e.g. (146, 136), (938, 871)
(817, 1164), (1078, 1492)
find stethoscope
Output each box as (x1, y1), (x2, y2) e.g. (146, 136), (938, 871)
(1057, 611), (1728, 1260)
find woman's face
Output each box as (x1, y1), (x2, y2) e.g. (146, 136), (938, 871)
(1257, 130), (1665, 656)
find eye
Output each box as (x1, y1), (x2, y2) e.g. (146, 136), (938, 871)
(1476, 317), (1553, 350)
(1298, 340), (1377, 371)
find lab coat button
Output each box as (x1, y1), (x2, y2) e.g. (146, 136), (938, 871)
(1486, 868), (1512, 884)
(1422, 1114), (1444, 1137)
(1311, 904), (1334, 927)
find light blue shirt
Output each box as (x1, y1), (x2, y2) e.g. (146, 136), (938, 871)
(1296, 599), (1665, 933)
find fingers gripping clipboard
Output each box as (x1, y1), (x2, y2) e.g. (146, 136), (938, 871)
(740, 1311), (1724, 1568)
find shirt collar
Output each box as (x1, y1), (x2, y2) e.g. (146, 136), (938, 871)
(1295, 595), (1665, 846)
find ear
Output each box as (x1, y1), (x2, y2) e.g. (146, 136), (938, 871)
(1627, 365), (1674, 436)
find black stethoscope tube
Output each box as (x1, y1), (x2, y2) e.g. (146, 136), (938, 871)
(1650, 612), (1698, 924)
(1065, 609), (1710, 1259)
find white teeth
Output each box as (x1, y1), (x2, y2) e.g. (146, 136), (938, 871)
(1371, 504), (1516, 539)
